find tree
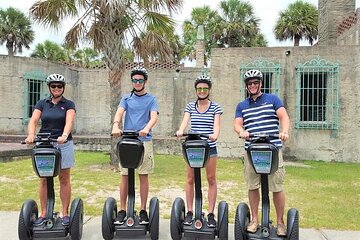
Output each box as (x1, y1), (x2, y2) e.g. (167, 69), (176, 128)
(182, 6), (221, 65)
(31, 40), (66, 61)
(216, 0), (266, 47)
(29, 0), (183, 164)
(0, 7), (35, 57)
(274, 0), (318, 46)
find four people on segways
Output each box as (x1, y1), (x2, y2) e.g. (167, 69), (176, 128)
(18, 68), (297, 239)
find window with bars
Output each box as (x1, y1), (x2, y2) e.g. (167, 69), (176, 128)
(296, 57), (339, 129)
(23, 71), (48, 124)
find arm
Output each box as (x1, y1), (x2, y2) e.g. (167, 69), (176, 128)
(139, 110), (158, 137)
(234, 117), (249, 139)
(209, 114), (221, 141)
(25, 109), (41, 144)
(176, 112), (190, 137)
(111, 107), (125, 137)
(58, 109), (76, 144)
(276, 106), (290, 141)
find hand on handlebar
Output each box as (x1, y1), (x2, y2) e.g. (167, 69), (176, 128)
(175, 130), (184, 138)
(239, 130), (250, 140)
(139, 128), (150, 137)
(279, 132), (289, 141)
(111, 127), (123, 137)
(24, 135), (35, 144)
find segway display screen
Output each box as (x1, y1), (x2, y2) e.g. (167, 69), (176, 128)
(186, 148), (206, 168)
(250, 150), (272, 174)
(34, 155), (56, 177)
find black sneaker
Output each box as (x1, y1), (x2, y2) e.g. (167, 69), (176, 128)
(33, 216), (46, 226)
(183, 211), (193, 226)
(114, 210), (126, 225)
(207, 213), (216, 228)
(139, 210), (149, 225)
(61, 216), (70, 226)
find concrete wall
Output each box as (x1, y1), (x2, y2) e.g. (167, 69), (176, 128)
(210, 45), (360, 162)
(1, 43), (360, 162)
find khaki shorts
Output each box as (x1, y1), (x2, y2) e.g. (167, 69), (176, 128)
(244, 149), (285, 192)
(120, 141), (154, 175)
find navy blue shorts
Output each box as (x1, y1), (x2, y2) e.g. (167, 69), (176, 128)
(209, 147), (217, 157)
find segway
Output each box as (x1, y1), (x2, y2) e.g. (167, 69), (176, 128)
(234, 133), (299, 240)
(170, 132), (228, 240)
(102, 131), (159, 240)
(18, 133), (83, 240)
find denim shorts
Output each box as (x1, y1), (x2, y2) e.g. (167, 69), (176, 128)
(54, 140), (75, 169)
(209, 147), (217, 157)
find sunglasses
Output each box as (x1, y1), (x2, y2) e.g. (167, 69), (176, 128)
(246, 81), (260, 86)
(50, 84), (64, 89)
(196, 87), (209, 92)
(131, 79), (145, 84)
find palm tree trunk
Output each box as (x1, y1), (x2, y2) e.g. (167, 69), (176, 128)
(109, 68), (124, 166)
(294, 35), (300, 46)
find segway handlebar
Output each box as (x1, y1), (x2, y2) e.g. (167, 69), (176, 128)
(21, 133), (64, 144)
(249, 132), (279, 139)
(174, 132), (210, 139)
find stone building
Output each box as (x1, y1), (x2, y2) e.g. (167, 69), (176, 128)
(0, 0), (359, 162)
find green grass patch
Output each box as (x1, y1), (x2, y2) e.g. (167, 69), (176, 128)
(0, 152), (359, 230)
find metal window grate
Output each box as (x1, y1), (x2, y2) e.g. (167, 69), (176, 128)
(295, 56), (339, 129)
(22, 70), (48, 125)
(240, 57), (281, 98)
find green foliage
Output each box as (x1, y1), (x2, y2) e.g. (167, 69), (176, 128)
(274, 0), (318, 46)
(0, 152), (359, 230)
(0, 7), (35, 56)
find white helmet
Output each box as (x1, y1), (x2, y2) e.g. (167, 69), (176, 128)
(46, 74), (65, 86)
(131, 66), (148, 80)
(244, 69), (263, 83)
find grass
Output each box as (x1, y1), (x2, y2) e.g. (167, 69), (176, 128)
(0, 151), (359, 230)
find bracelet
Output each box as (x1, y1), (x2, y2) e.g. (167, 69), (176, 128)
(113, 121), (120, 124)
(62, 134), (68, 138)
(282, 132), (288, 135)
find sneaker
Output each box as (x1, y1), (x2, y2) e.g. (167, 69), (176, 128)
(139, 210), (149, 225)
(33, 216), (46, 226)
(247, 220), (258, 233)
(61, 216), (70, 226)
(183, 211), (193, 226)
(114, 210), (126, 225)
(207, 213), (216, 228)
(277, 223), (287, 236)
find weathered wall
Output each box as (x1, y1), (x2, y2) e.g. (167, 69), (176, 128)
(1, 43), (360, 162)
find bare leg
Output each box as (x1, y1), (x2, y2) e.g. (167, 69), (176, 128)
(273, 191), (285, 225)
(59, 168), (71, 216)
(139, 174), (149, 210)
(120, 175), (128, 210)
(185, 166), (195, 212)
(205, 156), (217, 213)
(248, 189), (260, 223)
(38, 178), (47, 217)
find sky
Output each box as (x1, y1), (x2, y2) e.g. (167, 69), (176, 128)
(0, 0), (359, 57)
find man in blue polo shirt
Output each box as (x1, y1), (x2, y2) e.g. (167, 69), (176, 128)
(111, 66), (158, 226)
(234, 69), (290, 236)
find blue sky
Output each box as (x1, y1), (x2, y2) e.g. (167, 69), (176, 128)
(0, 0), (359, 57)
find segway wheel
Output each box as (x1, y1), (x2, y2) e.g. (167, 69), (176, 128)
(18, 199), (38, 240)
(286, 208), (299, 240)
(69, 198), (84, 240)
(234, 202), (250, 240)
(102, 197), (117, 240)
(170, 197), (185, 240)
(217, 201), (228, 239)
(149, 197), (159, 240)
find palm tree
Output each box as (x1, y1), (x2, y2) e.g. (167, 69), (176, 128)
(217, 0), (266, 47)
(0, 7), (35, 57)
(274, 0), (318, 46)
(31, 40), (66, 61)
(182, 6), (221, 65)
(29, 0), (183, 164)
